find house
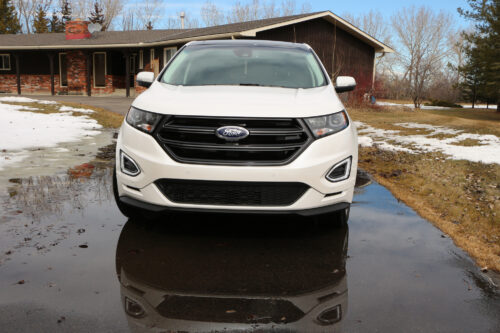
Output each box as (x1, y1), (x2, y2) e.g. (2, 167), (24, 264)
(0, 11), (393, 97)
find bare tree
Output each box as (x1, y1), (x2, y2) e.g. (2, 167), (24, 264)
(262, 0), (279, 18)
(121, 7), (136, 30)
(100, 0), (123, 30)
(166, 11), (199, 29)
(299, 2), (311, 14)
(70, 0), (92, 20)
(280, 0), (295, 16)
(70, 0), (122, 30)
(391, 6), (453, 108)
(227, 0), (261, 23)
(210, 0), (311, 25)
(135, 0), (163, 30)
(201, 1), (225, 26)
(342, 10), (391, 45)
(16, 0), (52, 33)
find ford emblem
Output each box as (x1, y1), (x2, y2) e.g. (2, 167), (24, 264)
(215, 126), (249, 141)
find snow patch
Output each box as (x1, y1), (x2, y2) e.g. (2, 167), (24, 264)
(0, 96), (58, 105)
(376, 101), (497, 110)
(356, 121), (500, 164)
(358, 136), (373, 147)
(376, 101), (450, 110)
(0, 101), (102, 170)
(59, 105), (94, 114)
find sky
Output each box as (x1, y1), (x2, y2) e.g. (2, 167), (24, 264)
(151, 0), (472, 28)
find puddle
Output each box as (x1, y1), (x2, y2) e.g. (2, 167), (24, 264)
(0, 129), (115, 191)
(0, 163), (498, 332)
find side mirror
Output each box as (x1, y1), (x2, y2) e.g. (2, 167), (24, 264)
(335, 76), (356, 93)
(137, 71), (155, 88)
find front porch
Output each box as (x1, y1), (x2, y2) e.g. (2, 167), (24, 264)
(0, 48), (165, 98)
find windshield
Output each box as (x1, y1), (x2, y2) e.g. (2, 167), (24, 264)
(160, 44), (328, 89)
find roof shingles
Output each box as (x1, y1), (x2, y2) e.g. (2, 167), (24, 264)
(0, 13), (317, 48)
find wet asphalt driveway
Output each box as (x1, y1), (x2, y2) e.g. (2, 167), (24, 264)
(0, 161), (499, 333)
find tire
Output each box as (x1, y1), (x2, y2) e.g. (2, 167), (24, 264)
(113, 166), (143, 218)
(332, 206), (350, 227)
(312, 205), (350, 229)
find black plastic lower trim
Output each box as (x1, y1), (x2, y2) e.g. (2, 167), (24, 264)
(119, 196), (349, 217)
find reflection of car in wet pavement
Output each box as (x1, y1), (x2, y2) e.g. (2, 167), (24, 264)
(115, 216), (348, 332)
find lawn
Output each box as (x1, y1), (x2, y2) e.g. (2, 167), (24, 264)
(349, 106), (500, 272)
(3, 100), (124, 128)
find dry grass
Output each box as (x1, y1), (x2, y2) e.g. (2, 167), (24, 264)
(450, 139), (485, 146)
(350, 105), (500, 271)
(351, 106), (500, 137)
(6, 101), (124, 128)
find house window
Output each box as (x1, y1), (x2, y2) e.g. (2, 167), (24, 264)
(59, 53), (68, 87)
(150, 49), (155, 65)
(0, 54), (11, 70)
(93, 52), (106, 88)
(130, 54), (136, 73)
(163, 47), (177, 68)
(139, 50), (143, 69)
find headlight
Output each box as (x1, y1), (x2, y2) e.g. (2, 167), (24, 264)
(126, 106), (162, 133)
(304, 111), (349, 138)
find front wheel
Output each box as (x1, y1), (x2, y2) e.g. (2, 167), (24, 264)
(314, 205), (350, 228)
(332, 206), (350, 227)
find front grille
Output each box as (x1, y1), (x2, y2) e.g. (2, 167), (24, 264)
(155, 116), (311, 165)
(156, 295), (305, 324)
(155, 179), (309, 206)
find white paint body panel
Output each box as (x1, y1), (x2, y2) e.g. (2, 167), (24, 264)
(117, 60), (358, 214)
(132, 82), (345, 118)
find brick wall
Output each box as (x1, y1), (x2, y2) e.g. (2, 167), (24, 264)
(0, 51), (136, 95)
(0, 74), (17, 93)
(66, 51), (87, 93)
(0, 74), (66, 94)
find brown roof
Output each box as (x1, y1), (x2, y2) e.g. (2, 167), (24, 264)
(0, 12), (393, 52)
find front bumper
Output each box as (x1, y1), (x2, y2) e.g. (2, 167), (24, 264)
(116, 121), (358, 215)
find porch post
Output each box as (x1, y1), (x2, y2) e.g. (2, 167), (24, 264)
(86, 52), (92, 97)
(14, 54), (21, 95)
(124, 50), (130, 98)
(48, 53), (55, 96)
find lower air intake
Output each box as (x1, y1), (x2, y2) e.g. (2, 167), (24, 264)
(155, 179), (309, 206)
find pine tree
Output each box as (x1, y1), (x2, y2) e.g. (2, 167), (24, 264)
(61, 0), (72, 24)
(0, 0), (21, 34)
(32, 5), (49, 33)
(89, 2), (105, 30)
(458, 0), (500, 111)
(49, 11), (63, 32)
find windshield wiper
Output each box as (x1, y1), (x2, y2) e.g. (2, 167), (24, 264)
(238, 83), (262, 86)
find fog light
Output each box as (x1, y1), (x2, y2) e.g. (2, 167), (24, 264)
(317, 304), (342, 325)
(120, 150), (140, 176)
(326, 157), (351, 182)
(124, 296), (145, 318)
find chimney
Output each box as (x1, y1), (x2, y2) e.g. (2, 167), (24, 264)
(65, 20), (91, 40)
(180, 12), (185, 29)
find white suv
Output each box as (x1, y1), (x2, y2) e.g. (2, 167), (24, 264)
(113, 40), (358, 224)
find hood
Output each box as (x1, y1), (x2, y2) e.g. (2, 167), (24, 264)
(131, 82), (345, 118)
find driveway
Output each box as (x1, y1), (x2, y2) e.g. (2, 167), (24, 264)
(0, 157), (498, 332)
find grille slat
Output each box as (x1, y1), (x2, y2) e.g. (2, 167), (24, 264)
(155, 116), (311, 165)
(155, 179), (309, 206)
(163, 140), (303, 151)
